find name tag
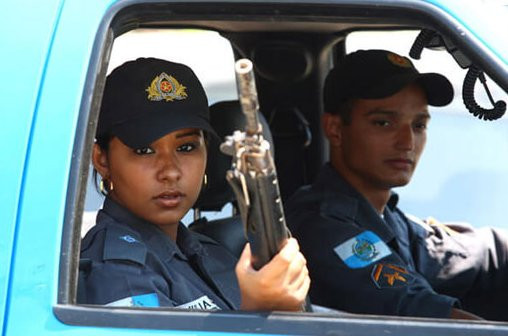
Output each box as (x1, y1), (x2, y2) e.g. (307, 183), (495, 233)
(176, 295), (221, 310)
(334, 231), (391, 268)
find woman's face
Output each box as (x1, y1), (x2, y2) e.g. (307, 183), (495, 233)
(93, 128), (207, 236)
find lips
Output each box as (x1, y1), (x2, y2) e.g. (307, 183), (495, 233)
(385, 158), (414, 170)
(153, 190), (184, 208)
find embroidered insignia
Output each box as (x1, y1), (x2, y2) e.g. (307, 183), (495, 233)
(176, 295), (221, 311)
(334, 231), (391, 269)
(106, 293), (160, 307)
(371, 263), (415, 288)
(119, 235), (138, 243)
(352, 238), (378, 261)
(387, 52), (412, 68)
(146, 72), (187, 102)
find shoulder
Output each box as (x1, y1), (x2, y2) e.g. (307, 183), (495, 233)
(81, 214), (148, 266)
(286, 183), (359, 233)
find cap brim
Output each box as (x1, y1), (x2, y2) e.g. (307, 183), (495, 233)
(362, 72), (454, 107)
(113, 109), (216, 149)
(416, 73), (454, 107)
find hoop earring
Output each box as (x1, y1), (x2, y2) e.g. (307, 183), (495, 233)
(99, 179), (107, 195)
(202, 173), (208, 188)
(100, 179), (114, 194)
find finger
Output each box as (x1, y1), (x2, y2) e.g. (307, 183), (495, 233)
(285, 252), (308, 286)
(294, 271), (311, 302)
(274, 238), (299, 266)
(256, 238), (298, 281)
(236, 243), (253, 273)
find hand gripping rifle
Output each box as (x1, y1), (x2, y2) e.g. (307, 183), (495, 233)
(220, 59), (311, 311)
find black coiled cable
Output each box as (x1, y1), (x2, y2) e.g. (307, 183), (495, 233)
(462, 65), (506, 121)
(409, 29), (437, 60)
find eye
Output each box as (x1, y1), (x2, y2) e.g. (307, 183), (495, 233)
(372, 119), (390, 127)
(134, 147), (155, 155)
(413, 121), (428, 131)
(177, 142), (197, 153)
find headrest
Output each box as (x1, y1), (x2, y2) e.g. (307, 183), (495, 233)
(194, 100), (274, 211)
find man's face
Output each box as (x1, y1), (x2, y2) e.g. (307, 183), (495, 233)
(328, 83), (430, 193)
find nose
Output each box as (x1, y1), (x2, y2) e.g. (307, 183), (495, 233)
(395, 124), (415, 151)
(156, 151), (182, 182)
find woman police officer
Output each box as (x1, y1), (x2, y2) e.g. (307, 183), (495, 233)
(78, 57), (310, 311)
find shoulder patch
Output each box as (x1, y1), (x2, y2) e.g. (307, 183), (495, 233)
(103, 225), (147, 265)
(371, 263), (415, 289)
(334, 231), (391, 268)
(106, 293), (160, 307)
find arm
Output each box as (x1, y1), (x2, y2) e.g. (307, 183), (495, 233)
(407, 215), (508, 320)
(288, 209), (458, 318)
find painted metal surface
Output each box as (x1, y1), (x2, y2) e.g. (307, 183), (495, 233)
(0, 0), (64, 333)
(0, 0), (507, 335)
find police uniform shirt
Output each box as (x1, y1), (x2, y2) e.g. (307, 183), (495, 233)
(79, 197), (241, 310)
(286, 163), (508, 319)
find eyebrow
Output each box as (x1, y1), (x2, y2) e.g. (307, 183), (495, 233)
(175, 130), (203, 139)
(365, 109), (431, 119)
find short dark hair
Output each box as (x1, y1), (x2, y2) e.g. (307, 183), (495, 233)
(328, 99), (354, 125)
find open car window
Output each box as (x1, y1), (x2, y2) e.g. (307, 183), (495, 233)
(54, 1), (508, 335)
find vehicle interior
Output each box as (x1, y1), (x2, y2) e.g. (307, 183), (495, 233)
(59, 0), (508, 334)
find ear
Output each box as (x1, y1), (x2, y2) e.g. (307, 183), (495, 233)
(322, 113), (342, 147)
(92, 143), (110, 179)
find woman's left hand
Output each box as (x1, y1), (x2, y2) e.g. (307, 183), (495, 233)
(235, 237), (310, 311)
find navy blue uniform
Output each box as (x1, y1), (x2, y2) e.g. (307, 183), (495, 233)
(79, 198), (241, 310)
(286, 163), (508, 320)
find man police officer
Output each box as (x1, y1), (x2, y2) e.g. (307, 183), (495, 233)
(286, 49), (508, 320)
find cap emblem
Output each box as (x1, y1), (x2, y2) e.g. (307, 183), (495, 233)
(146, 72), (187, 102)
(387, 52), (412, 68)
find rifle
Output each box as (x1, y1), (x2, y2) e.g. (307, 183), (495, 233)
(220, 58), (290, 271)
(221, 59), (312, 312)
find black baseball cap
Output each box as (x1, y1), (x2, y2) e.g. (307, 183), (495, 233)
(96, 57), (215, 148)
(323, 49), (454, 113)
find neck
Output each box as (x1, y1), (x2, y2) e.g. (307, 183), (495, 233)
(330, 161), (391, 215)
(159, 223), (178, 241)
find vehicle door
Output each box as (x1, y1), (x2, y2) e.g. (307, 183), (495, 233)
(0, 0), (63, 332)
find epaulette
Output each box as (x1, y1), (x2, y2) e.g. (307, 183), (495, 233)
(103, 225), (147, 266)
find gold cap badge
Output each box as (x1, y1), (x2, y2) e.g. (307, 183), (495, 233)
(146, 72), (187, 102)
(387, 52), (412, 68)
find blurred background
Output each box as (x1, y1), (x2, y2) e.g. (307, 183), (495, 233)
(83, 27), (508, 231)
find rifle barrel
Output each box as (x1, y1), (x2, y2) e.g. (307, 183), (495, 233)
(235, 59), (261, 136)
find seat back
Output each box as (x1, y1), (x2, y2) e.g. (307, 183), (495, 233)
(189, 100), (273, 257)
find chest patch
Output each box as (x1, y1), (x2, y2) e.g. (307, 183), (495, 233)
(334, 231), (391, 268)
(176, 295), (221, 311)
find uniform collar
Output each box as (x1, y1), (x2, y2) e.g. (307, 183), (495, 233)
(316, 163), (397, 243)
(101, 197), (203, 261)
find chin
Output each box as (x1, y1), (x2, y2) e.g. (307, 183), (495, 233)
(389, 177), (412, 188)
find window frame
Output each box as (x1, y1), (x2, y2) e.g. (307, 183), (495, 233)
(56, 0), (508, 334)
